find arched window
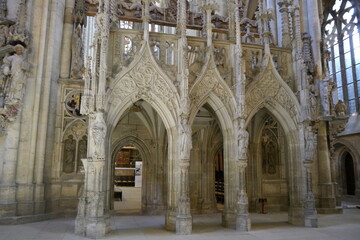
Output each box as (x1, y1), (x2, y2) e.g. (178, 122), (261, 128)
(323, 0), (360, 114)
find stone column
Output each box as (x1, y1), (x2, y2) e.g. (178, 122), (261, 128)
(75, 113), (110, 238)
(303, 124), (318, 227)
(317, 121), (337, 213)
(175, 0), (192, 234)
(306, 0), (322, 78)
(176, 158), (192, 234)
(266, 0), (278, 45)
(236, 119), (251, 231)
(203, 3), (217, 47)
(60, 0), (75, 78)
(228, 0), (236, 41)
(278, 0), (291, 48)
(143, 0), (150, 41)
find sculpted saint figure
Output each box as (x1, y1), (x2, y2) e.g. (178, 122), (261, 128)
(238, 119), (249, 160)
(180, 117), (192, 159)
(2, 44), (26, 103)
(335, 100), (347, 117)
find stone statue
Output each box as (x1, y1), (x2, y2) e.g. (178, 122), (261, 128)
(71, 26), (84, 79)
(238, 119), (249, 160)
(63, 135), (76, 173)
(304, 126), (315, 161)
(90, 113), (106, 158)
(2, 44), (26, 104)
(180, 117), (192, 160)
(335, 100), (347, 117)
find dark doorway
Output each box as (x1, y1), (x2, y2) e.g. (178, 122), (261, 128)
(344, 152), (355, 195)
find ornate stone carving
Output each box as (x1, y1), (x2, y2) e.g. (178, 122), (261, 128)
(71, 25), (84, 79)
(0, 44), (28, 135)
(246, 61), (298, 122)
(302, 32), (315, 75)
(179, 117), (192, 160)
(238, 119), (248, 160)
(90, 112), (106, 159)
(334, 100), (347, 117)
(190, 66), (232, 110)
(110, 47), (178, 112)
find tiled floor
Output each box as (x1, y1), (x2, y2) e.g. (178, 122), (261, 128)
(0, 209), (359, 240)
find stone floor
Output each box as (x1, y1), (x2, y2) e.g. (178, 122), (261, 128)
(0, 209), (359, 240)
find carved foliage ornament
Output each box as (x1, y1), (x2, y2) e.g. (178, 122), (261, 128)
(190, 66), (232, 111)
(109, 46), (178, 112)
(245, 62), (298, 121)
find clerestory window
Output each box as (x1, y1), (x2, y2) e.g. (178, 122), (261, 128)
(323, 0), (360, 114)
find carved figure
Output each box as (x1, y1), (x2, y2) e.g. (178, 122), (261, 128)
(335, 100), (347, 117)
(304, 127), (315, 161)
(91, 114), (106, 158)
(180, 117), (192, 159)
(2, 44), (26, 104)
(238, 119), (249, 160)
(63, 135), (76, 173)
(71, 26), (84, 79)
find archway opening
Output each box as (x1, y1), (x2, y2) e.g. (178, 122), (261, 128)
(190, 103), (223, 215)
(343, 152), (355, 196)
(214, 148), (224, 210)
(247, 109), (289, 215)
(110, 100), (168, 215)
(113, 145), (143, 212)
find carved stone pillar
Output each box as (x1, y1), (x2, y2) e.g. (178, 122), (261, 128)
(236, 161), (250, 230)
(278, 1), (291, 48)
(75, 112), (110, 238)
(316, 120), (338, 213)
(303, 124), (318, 227)
(236, 119), (251, 231)
(176, 158), (192, 234)
(143, 0), (150, 41)
(266, 0), (278, 45)
(228, 0), (236, 41)
(60, 0), (75, 78)
(202, 3), (217, 47)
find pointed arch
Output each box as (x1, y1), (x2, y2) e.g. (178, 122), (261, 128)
(107, 42), (180, 130)
(245, 55), (301, 125)
(190, 51), (237, 120)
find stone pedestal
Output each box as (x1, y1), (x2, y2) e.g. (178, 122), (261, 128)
(236, 213), (251, 231)
(165, 209), (176, 231)
(176, 214), (192, 235)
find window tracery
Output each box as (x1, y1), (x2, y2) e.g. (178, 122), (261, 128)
(323, 0), (360, 114)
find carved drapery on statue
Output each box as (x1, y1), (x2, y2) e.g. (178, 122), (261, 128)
(0, 44), (28, 134)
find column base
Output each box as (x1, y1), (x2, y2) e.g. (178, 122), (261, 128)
(165, 209), (176, 231)
(76, 215), (110, 239)
(236, 213), (251, 231)
(288, 207), (304, 226)
(222, 210), (236, 229)
(176, 215), (192, 235)
(304, 208), (318, 227)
